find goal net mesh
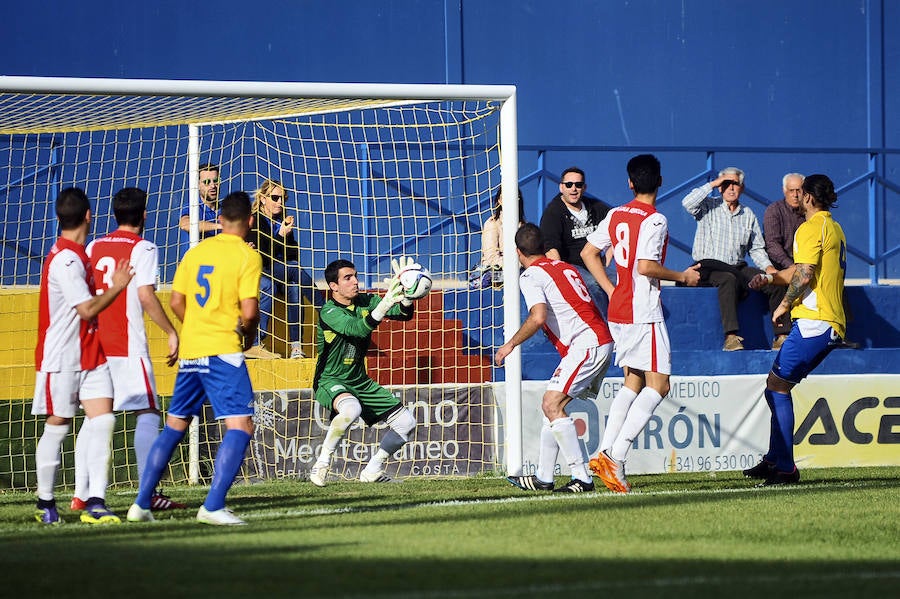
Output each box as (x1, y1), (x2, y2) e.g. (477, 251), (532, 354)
(0, 85), (509, 489)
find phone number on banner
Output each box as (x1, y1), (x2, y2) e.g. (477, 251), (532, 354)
(664, 452), (766, 473)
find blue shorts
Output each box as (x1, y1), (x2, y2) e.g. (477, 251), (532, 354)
(168, 354), (255, 420)
(771, 322), (839, 384)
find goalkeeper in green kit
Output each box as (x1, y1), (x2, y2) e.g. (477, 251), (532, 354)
(309, 257), (419, 486)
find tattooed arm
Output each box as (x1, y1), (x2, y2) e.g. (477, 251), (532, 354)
(773, 263), (815, 324)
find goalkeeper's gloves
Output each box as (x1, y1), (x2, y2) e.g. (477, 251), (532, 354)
(370, 277), (406, 322)
(390, 255), (419, 278)
(390, 255), (419, 307)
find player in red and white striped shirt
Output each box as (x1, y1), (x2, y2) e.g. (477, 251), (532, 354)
(74, 188), (182, 511)
(496, 223), (613, 493)
(32, 187), (134, 525)
(582, 154), (700, 493)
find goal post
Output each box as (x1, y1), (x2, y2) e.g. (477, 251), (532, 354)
(0, 76), (525, 489)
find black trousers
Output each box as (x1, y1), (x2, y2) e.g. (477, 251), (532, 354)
(706, 266), (791, 337)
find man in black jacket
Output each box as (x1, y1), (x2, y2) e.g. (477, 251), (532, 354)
(539, 166), (610, 313)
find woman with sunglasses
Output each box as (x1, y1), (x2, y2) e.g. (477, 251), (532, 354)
(246, 178), (306, 359)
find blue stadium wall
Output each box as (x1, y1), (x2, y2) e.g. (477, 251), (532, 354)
(2, 1), (898, 378)
(3, 1), (898, 276)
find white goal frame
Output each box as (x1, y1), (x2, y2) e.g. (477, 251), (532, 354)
(0, 75), (526, 477)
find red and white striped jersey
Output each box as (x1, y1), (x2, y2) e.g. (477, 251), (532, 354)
(586, 199), (669, 324)
(35, 237), (105, 372)
(86, 230), (158, 358)
(519, 257), (612, 356)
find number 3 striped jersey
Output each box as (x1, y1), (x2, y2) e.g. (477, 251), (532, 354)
(586, 199), (669, 325)
(87, 230), (159, 358)
(519, 257), (612, 355)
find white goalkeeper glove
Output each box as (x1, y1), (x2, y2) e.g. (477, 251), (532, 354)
(390, 255), (419, 306)
(370, 277), (406, 322)
(391, 255), (419, 278)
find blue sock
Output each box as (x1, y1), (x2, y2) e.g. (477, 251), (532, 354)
(204, 429), (251, 512)
(766, 388), (795, 472)
(136, 425), (185, 509)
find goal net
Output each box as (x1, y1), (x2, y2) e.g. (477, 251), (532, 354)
(0, 77), (524, 490)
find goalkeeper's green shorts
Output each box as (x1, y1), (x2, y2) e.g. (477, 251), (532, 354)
(314, 375), (401, 426)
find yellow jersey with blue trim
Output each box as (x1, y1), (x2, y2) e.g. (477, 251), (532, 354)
(790, 211), (846, 337)
(172, 233), (262, 359)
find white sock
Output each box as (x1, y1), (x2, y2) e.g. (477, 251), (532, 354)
(35, 423), (69, 501)
(317, 397), (361, 466)
(73, 417), (92, 500)
(134, 412), (161, 482)
(86, 413), (116, 500)
(550, 416), (590, 483)
(536, 418), (558, 483)
(601, 386), (638, 453)
(611, 387), (663, 462)
(364, 449), (390, 474)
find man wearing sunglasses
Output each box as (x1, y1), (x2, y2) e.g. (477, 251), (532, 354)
(178, 163), (223, 258)
(539, 166), (611, 314)
(682, 167), (781, 351)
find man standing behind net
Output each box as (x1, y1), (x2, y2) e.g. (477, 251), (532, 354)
(582, 154), (700, 493)
(33, 187), (134, 525)
(309, 258), (419, 486)
(497, 223), (613, 493)
(178, 163), (222, 259)
(71, 187), (183, 513)
(128, 191), (261, 526)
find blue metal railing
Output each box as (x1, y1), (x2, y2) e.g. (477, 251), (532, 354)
(519, 145), (900, 285)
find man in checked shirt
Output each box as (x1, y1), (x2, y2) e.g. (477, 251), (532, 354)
(682, 167), (783, 351)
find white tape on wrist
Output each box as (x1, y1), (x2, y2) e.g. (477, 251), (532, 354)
(764, 274), (774, 284)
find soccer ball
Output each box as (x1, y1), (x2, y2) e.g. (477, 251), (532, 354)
(398, 264), (433, 300)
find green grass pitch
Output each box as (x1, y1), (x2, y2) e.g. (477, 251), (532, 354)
(1, 467), (898, 598)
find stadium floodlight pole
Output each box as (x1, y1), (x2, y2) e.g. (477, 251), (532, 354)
(499, 91), (523, 475)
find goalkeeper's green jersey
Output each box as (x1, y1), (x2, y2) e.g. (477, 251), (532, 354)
(313, 293), (413, 391)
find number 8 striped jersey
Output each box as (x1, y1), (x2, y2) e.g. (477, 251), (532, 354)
(585, 199), (669, 324)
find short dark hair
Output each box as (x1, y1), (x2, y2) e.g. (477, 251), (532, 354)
(802, 174), (838, 210)
(324, 259), (356, 285)
(627, 154), (662, 195)
(55, 187), (91, 230)
(112, 187), (147, 227)
(199, 163), (219, 175)
(515, 222), (545, 257)
(560, 166), (585, 181)
(219, 191), (252, 221)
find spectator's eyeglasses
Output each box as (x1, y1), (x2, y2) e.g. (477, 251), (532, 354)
(562, 181), (585, 189)
(268, 194), (283, 202)
(201, 178), (220, 185)
(721, 180), (743, 191)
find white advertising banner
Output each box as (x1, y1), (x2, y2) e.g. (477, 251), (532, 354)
(517, 374), (900, 476)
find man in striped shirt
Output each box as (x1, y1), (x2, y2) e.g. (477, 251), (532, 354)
(682, 167), (782, 351)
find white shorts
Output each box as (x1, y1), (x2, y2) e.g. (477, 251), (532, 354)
(106, 355), (159, 411)
(31, 362), (114, 419)
(547, 343), (613, 400)
(609, 321), (671, 375)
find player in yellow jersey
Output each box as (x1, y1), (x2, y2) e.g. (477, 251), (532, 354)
(745, 174), (847, 486)
(127, 191), (262, 525)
